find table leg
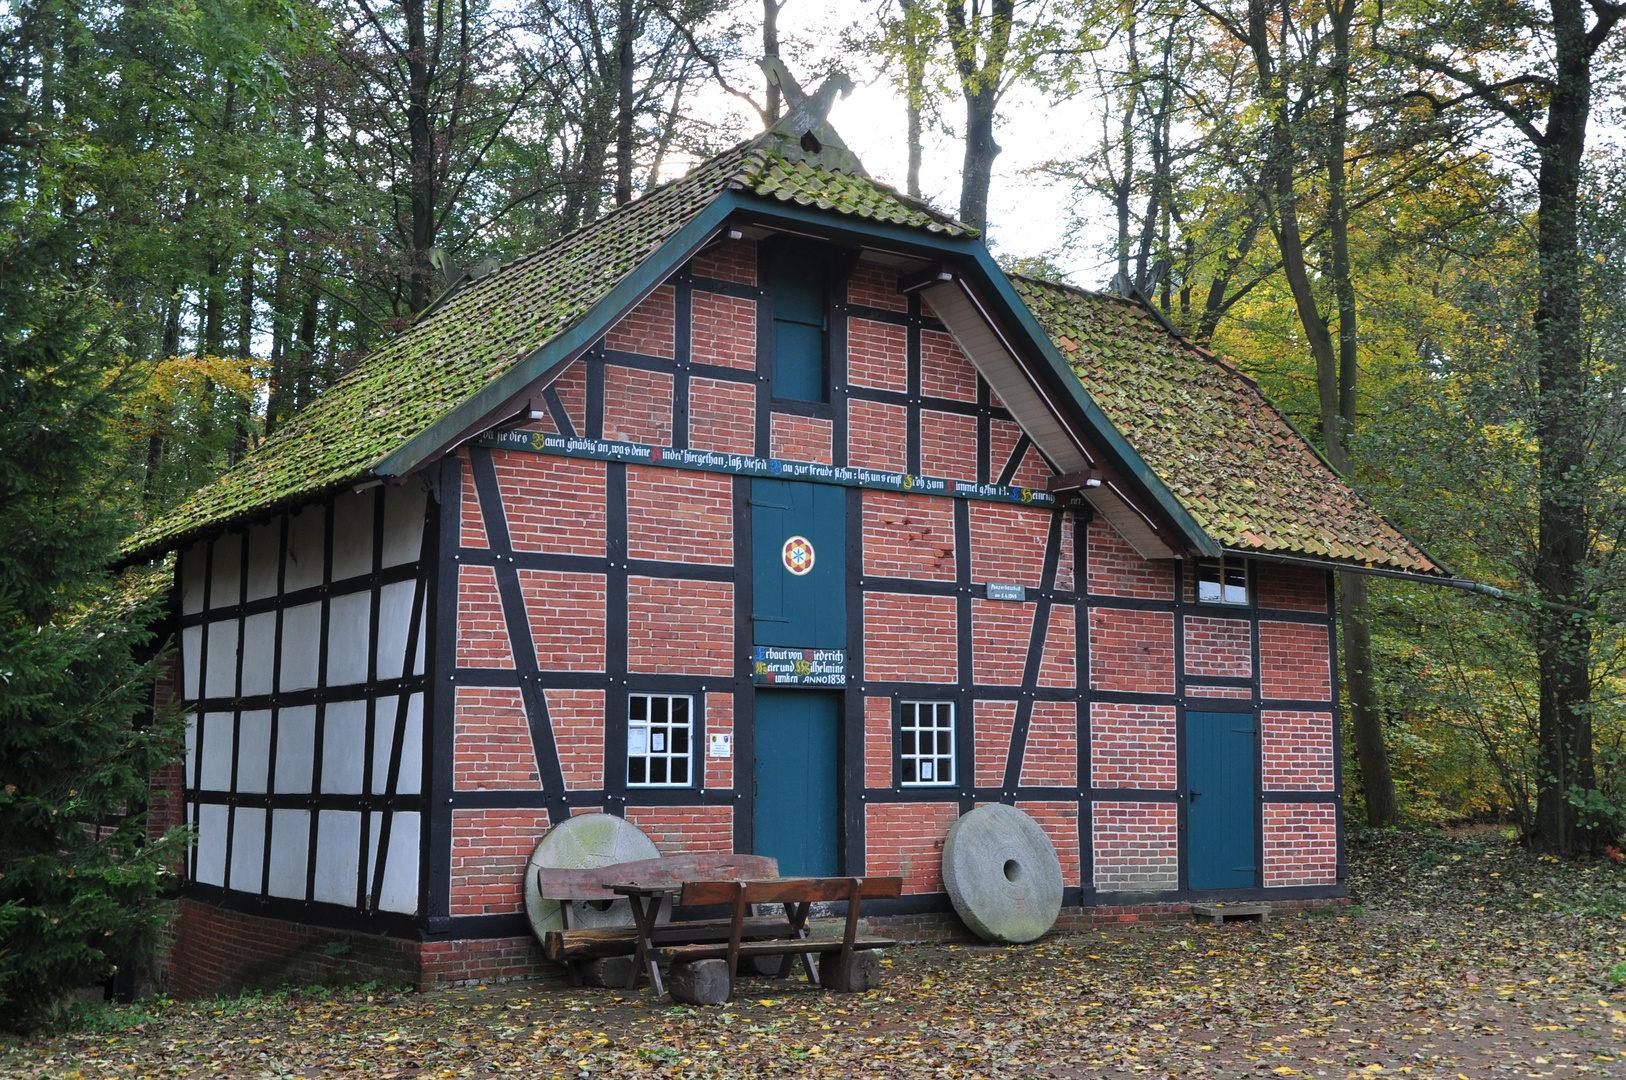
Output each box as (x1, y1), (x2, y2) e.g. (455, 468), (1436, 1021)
(624, 892), (666, 996)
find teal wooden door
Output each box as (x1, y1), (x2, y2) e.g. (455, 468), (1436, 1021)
(753, 692), (840, 876)
(1185, 711), (1258, 890)
(751, 479), (846, 648)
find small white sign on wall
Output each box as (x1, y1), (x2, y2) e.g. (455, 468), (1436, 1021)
(708, 733), (733, 759)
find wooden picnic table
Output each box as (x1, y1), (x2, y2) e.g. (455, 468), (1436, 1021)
(611, 875), (902, 997)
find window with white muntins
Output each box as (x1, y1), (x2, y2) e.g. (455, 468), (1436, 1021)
(627, 693), (692, 786)
(900, 701), (955, 786)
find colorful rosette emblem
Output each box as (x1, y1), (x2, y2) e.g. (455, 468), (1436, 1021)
(781, 535), (816, 576)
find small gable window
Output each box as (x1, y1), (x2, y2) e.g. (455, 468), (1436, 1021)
(771, 245), (828, 402)
(1196, 559), (1249, 606)
(900, 701), (956, 786)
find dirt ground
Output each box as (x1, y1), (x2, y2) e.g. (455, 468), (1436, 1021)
(5, 830), (1626, 1079)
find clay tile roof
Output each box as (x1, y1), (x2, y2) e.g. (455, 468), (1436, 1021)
(126, 142), (971, 558)
(1012, 275), (1443, 575)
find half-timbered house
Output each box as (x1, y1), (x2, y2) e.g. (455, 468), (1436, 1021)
(132, 87), (1446, 994)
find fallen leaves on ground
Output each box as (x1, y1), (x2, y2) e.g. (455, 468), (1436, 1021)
(3, 828), (1625, 1078)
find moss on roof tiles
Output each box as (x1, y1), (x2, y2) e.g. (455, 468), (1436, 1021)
(1013, 275), (1441, 575)
(126, 142), (969, 558)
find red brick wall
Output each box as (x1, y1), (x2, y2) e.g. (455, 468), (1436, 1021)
(460, 452), (489, 548)
(1088, 608), (1175, 694)
(691, 291), (756, 370)
(1187, 684), (1253, 699)
(1087, 520), (1174, 599)
(1093, 802), (1178, 891)
(862, 490), (956, 581)
(624, 805), (732, 853)
(1008, 444), (1052, 489)
(864, 801), (959, 893)
(1037, 606), (1077, 688)
(974, 700), (1016, 787)
(626, 577), (732, 674)
(1259, 620), (1333, 700)
(602, 366), (674, 446)
(704, 692), (734, 789)
(626, 467), (732, 564)
(547, 688), (606, 790)
(970, 503), (1049, 586)
(1018, 702), (1077, 787)
(1258, 563), (1326, 612)
(847, 261), (906, 312)
(494, 452), (605, 556)
(1184, 615), (1252, 677)
(689, 377), (755, 455)
(454, 686), (538, 789)
(1262, 709), (1335, 790)
(971, 599), (1035, 684)
(419, 936), (547, 988)
(848, 317), (907, 391)
(604, 285), (674, 357)
(538, 363), (587, 436)
(989, 418), (1024, 479)
(864, 592), (958, 683)
(518, 570), (606, 670)
(770, 412), (832, 464)
(692, 239), (757, 285)
(1262, 804), (1338, 886)
(450, 808), (551, 915)
(1090, 702), (1177, 789)
(919, 409), (978, 478)
(865, 696), (893, 788)
(920, 328), (978, 402)
(1017, 800), (1080, 886)
(457, 565), (514, 668)
(848, 399), (907, 469)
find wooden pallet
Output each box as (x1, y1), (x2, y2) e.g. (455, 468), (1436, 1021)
(1190, 902), (1271, 924)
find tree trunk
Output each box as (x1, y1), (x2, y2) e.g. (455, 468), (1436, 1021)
(406, 0), (435, 314)
(1342, 574), (1398, 824)
(614, 0), (636, 206)
(1530, 0), (1596, 856)
(763, 0), (782, 123)
(948, 0), (1013, 235)
(900, 0), (924, 198)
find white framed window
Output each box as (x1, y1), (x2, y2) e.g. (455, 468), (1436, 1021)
(900, 701), (955, 786)
(627, 693), (693, 787)
(1196, 559), (1249, 606)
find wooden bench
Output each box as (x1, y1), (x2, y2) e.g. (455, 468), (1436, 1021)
(536, 853), (779, 985)
(637, 876), (902, 997)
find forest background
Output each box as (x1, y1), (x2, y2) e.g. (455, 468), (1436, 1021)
(3, 0), (1626, 1024)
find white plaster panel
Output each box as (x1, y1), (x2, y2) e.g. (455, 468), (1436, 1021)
(203, 620), (239, 699)
(370, 694), (424, 795)
(184, 713), (198, 787)
(280, 603), (321, 691)
(236, 710), (272, 793)
(273, 706), (316, 793)
(284, 505), (326, 592)
(313, 810), (362, 906)
(381, 484), (427, 567)
(326, 591), (372, 688)
(180, 543), (207, 615)
(321, 699), (367, 795)
(367, 812), (420, 914)
(181, 625), (202, 700)
(195, 803), (228, 886)
(240, 611), (277, 697)
(246, 521), (282, 601)
(228, 807), (266, 894)
(332, 489), (376, 582)
(209, 535), (243, 609)
(267, 809), (310, 899)
(197, 713), (234, 791)
(375, 580), (417, 680)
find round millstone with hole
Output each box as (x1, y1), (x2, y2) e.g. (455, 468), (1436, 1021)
(523, 814), (663, 942)
(941, 803), (1063, 944)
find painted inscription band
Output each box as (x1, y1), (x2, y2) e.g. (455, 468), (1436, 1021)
(480, 430), (1058, 508)
(752, 646), (848, 687)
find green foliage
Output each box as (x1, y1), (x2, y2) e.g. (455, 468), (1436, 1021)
(0, 2), (188, 1032)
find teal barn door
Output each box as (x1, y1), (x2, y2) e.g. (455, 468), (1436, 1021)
(1184, 711), (1259, 890)
(753, 692), (840, 876)
(751, 479), (845, 647)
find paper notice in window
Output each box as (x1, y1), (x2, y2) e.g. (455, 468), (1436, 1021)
(651, 731), (666, 752)
(628, 727), (648, 756)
